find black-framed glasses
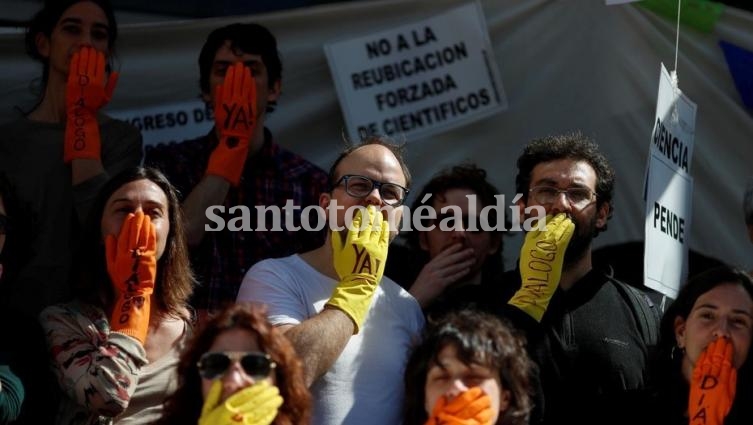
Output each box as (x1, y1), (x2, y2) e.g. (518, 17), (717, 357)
(335, 174), (409, 206)
(529, 186), (597, 209)
(197, 351), (276, 380)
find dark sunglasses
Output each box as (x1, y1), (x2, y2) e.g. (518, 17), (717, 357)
(197, 351), (276, 380)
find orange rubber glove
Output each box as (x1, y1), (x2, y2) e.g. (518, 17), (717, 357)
(106, 211), (157, 344)
(207, 62), (257, 186)
(64, 46), (118, 163)
(425, 387), (493, 425)
(689, 337), (737, 425)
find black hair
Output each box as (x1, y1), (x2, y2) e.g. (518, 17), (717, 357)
(515, 131), (615, 234)
(198, 23), (282, 112)
(403, 310), (533, 425)
(24, 0), (118, 95)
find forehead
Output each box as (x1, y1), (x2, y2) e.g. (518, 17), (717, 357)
(433, 188), (482, 211)
(59, 2), (109, 26)
(693, 283), (753, 313)
(530, 158), (597, 189)
(336, 145), (407, 186)
(106, 179), (167, 205)
(213, 41), (265, 66)
(209, 328), (261, 352)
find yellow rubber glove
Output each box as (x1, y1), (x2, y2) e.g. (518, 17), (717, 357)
(689, 337), (737, 425)
(199, 380), (283, 425)
(425, 387), (493, 425)
(508, 213), (574, 322)
(326, 205), (389, 333)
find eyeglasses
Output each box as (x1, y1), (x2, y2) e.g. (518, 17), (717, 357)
(335, 174), (409, 206)
(528, 186), (597, 209)
(197, 351), (276, 380)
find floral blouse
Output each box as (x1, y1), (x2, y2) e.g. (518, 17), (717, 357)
(39, 300), (183, 425)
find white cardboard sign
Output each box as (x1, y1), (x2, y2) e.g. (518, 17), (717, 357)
(324, 1), (507, 142)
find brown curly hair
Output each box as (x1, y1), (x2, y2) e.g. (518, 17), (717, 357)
(156, 303), (311, 425)
(403, 310), (533, 425)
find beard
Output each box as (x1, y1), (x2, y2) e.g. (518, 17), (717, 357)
(563, 211), (598, 267)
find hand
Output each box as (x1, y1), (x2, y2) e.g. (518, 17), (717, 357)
(199, 380), (283, 425)
(105, 211), (157, 297)
(106, 211), (157, 343)
(507, 213), (574, 321)
(689, 337), (737, 425)
(425, 387), (493, 425)
(64, 46), (118, 163)
(326, 205), (390, 333)
(409, 243), (476, 308)
(207, 62), (257, 186)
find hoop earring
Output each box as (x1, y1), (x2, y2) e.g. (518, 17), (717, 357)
(671, 345), (685, 360)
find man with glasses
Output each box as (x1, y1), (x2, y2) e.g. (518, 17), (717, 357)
(499, 132), (659, 425)
(237, 137), (423, 425)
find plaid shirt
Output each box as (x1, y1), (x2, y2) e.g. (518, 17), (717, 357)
(145, 128), (328, 314)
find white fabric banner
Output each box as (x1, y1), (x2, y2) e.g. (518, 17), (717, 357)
(2, 0), (753, 272)
(323, 1), (507, 142)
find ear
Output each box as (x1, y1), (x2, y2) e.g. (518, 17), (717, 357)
(487, 234), (502, 256)
(498, 388), (511, 414)
(674, 315), (687, 349)
(747, 224), (753, 244)
(319, 192), (331, 210)
(201, 91), (212, 105)
(267, 79), (281, 103)
(595, 201), (610, 230)
(418, 231), (429, 251)
(515, 196), (526, 219)
(35, 32), (51, 59)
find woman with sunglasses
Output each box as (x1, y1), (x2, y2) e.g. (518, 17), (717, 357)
(404, 310), (533, 425)
(39, 167), (194, 424)
(157, 302), (310, 425)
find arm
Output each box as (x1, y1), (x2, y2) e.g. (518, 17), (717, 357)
(40, 304), (147, 417)
(0, 364), (24, 423)
(183, 62), (257, 246)
(181, 175), (232, 247)
(279, 309), (355, 387)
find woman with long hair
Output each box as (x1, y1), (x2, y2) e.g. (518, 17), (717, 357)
(40, 166), (194, 424)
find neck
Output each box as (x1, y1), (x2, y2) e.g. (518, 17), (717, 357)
(558, 248), (592, 291)
(300, 232), (338, 279)
(28, 74), (67, 123)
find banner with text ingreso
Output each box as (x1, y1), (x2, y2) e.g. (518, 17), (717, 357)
(324, 1), (507, 142)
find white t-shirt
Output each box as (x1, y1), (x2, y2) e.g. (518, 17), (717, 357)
(237, 254), (425, 425)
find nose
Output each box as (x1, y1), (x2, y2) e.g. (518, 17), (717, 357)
(221, 361), (255, 393)
(548, 191), (572, 216)
(364, 187), (383, 207)
(445, 378), (470, 400)
(713, 320), (732, 339)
